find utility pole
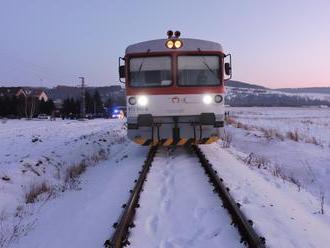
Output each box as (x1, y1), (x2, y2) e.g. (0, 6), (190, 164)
(79, 77), (86, 119)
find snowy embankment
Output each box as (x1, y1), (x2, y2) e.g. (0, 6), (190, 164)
(0, 119), (126, 247)
(11, 143), (148, 248)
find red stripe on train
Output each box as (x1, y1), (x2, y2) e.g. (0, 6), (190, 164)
(126, 85), (225, 95)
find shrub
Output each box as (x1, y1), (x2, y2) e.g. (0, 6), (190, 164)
(25, 182), (51, 204)
(222, 130), (233, 148)
(244, 153), (269, 169)
(64, 161), (87, 188)
(261, 128), (284, 141)
(236, 122), (246, 129)
(225, 116), (237, 125)
(320, 191), (325, 215)
(64, 160), (87, 188)
(288, 176), (301, 191)
(287, 130), (299, 142)
(306, 136), (320, 146)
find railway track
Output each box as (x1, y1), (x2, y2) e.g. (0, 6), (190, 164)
(104, 145), (266, 248)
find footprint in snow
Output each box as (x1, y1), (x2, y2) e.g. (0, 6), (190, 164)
(160, 199), (171, 213)
(146, 215), (159, 235)
(243, 196), (250, 204)
(193, 207), (206, 220)
(160, 240), (175, 248)
(166, 174), (175, 186)
(163, 170), (169, 177)
(160, 185), (167, 196)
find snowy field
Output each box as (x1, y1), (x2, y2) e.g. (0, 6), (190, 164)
(0, 114), (330, 248)
(225, 107), (330, 206)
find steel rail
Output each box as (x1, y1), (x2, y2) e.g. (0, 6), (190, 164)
(104, 145), (158, 248)
(191, 144), (266, 248)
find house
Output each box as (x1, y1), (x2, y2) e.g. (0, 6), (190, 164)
(17, 88), (49, 102)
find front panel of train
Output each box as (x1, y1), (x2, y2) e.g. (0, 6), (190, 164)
(121, 33), (232, 145)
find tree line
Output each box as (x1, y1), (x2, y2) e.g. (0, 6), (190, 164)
(61, 90), (104, 117)
(0, 96), (54, 118)
(0, 90), (124, 118)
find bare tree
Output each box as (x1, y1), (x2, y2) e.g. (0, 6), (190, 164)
(23, 94), (37, 119)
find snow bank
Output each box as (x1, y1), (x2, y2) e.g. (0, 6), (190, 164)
(201, 143), (330, 248)
(0, 119), (125, 247)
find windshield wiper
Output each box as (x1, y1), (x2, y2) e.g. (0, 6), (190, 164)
(137, 49), (151, 73)
(199, 56), (218, 81)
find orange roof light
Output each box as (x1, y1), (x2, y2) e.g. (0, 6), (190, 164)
(174, 40), (182, 49)
(165, 30), (183, 49)
(166, 40), (174, 49)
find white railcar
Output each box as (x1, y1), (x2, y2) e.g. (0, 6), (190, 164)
(119, 31), (232, 146)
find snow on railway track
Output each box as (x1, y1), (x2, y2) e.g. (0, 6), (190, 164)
(106, 146), (265, 248)
(129, 147), (243, 248)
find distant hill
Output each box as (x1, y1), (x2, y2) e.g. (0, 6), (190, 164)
(226, 81), (330, 95)
(225, 81), (330, 107)
(226, 80), (268, 90)
(275, 87), (330, 94)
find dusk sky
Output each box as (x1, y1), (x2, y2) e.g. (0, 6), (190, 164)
(0, 0), (329, 88)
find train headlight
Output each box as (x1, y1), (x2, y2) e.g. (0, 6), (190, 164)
(174, 40), (182, 49)
(203, 95), (213, 104)
(128, 97), (136, 105)
(137, 96), (148, 106)
(214, 95), (223, 103)
(166, 40), (174, 49)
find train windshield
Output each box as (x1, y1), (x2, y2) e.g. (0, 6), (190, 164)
(177, 56), (220, 86)
(129, 56), (172, 87)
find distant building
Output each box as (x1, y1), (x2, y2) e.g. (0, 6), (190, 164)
(17, 88), (49, 102)
(0, 87), (49, 101)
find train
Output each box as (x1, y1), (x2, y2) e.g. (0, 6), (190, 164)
(119, 31), (232, 146)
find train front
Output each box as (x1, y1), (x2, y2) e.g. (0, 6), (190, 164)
(120, 31), (232, 146)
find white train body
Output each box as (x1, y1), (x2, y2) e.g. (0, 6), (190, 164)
(127, 93), (225, 117)
(120, 34), (231, 146)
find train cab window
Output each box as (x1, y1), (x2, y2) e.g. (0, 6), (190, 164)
(129, 56), (172, 87)
(178, 56), (220, 86)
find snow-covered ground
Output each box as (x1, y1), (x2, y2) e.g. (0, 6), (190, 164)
(225, 107), (330, 205)
(11, 143), (148, 248)
(129, 148), (242, 248)
(1, 112), (330, 248)
(201, 143), (330, 248)
(0, 119), (126, 247)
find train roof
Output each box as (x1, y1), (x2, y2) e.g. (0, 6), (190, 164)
(125, 38), (223, 54)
